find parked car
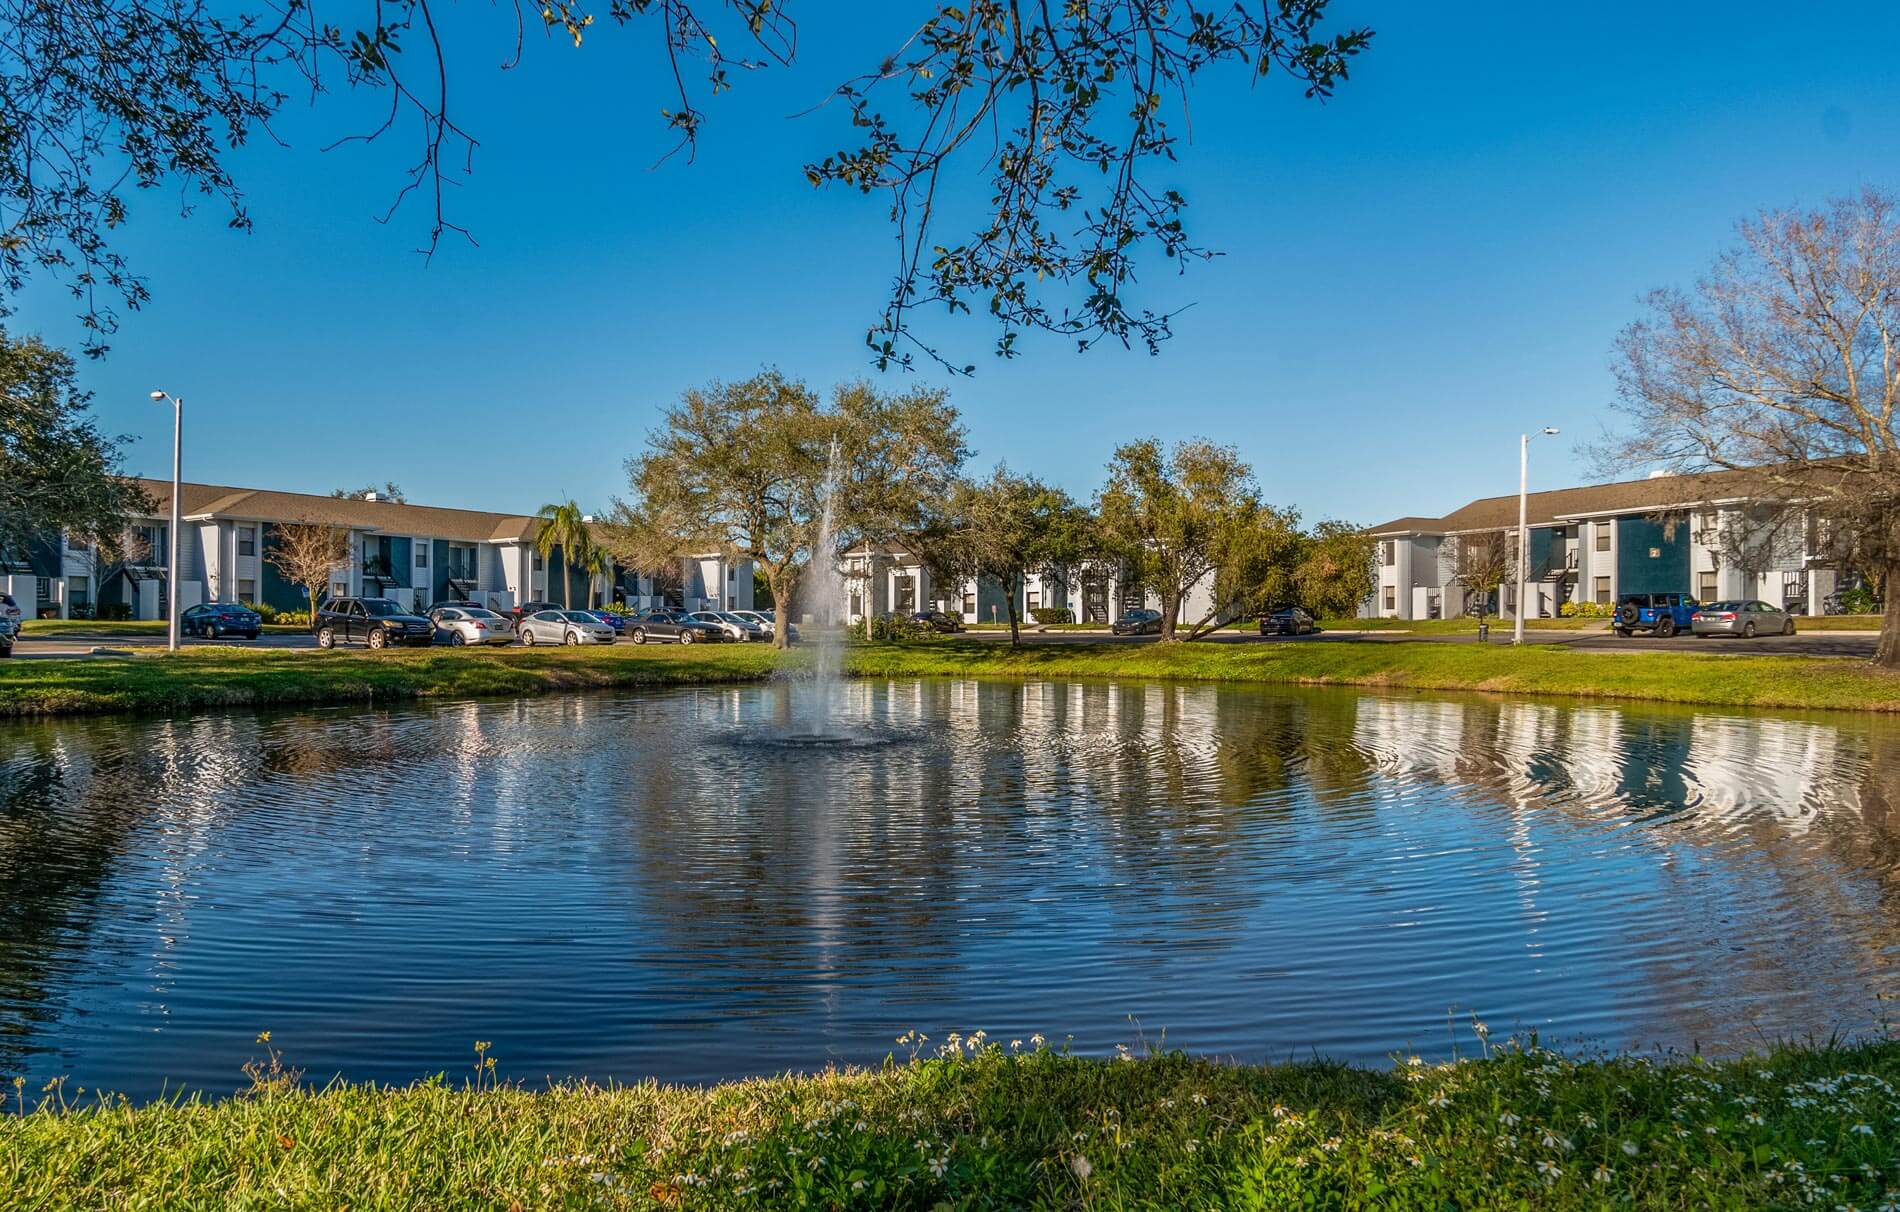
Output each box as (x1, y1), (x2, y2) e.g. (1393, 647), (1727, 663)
(1612, 593), (1701, 638)
(626, 609), (727, 644)
(0, 613), (15, 658)
(507, 600), (564, 628)
(586, 609), (627, 635)
(908, 609), (963, 633)
(429, 604), (515, 646)
(1691, 599), (1796, 639)
(1111, 608), (1164, 636)
(0, 592), (20, 624)
(1258, 606), (1318, 636)
(181, 602), (263, 640)
(732, 609), (797, 642)
(689, 610), (767, 641)
(312, 596), (436, 649)
(517, 609), (617, 646)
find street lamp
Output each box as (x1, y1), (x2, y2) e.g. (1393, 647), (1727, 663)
(150, 390), (182, 652)
(1514, 426), (1561, 646)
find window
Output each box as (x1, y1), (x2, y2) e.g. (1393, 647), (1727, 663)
(1595, 525), (1611, 552)
(1026, 590), (1041, 612)
(533, 549), (544, 571)
(237, 579), (256, 604)
(1697, 571), (1716, 601)
(1383, 586), (1396, 611)
(1381, 540), (1395, 567)
(67, 576), (90, 608)
(238, 526), (256, 557)
(962, 591), (976, 616)
(415, 544), (428, 569)
(1594, 576), (1611, 605)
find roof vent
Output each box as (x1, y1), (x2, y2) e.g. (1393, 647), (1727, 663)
(362, 491), (381, 501)
(1647, 469), (1669, 479)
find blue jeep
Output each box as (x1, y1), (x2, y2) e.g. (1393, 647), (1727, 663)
(1613, 592), (1700, 638)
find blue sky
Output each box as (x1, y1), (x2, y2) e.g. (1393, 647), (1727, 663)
(12, 1), (1900, 525)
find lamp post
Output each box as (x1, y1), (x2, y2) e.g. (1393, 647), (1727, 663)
(1514, 426), (1561, 646)
(149, 391), (182, 652)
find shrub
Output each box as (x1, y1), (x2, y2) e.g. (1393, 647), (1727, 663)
(96, 603), (133, 621)
(1561, 601), (1610, 618)
(67, 603), (95, 620)
(1839, 586), (1878, 615)
(1030, 607), (1074, 625)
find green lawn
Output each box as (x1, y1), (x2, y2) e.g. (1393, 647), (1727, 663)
(4, 636), (1900, 717)
(22, 618), (306, 636)
(4, 1037), (1894, 1209)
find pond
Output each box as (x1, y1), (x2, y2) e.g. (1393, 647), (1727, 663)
(1, 679), (1896, 1098)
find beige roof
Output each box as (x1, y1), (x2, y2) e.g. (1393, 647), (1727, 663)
(134, 478), (543, 544)
(1368, 466), (1785, 535)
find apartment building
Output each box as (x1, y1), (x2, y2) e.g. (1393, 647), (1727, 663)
(836, 542), (1215, 626)
(0, 479), (752, 620)
(1367, 467), (1844, 621)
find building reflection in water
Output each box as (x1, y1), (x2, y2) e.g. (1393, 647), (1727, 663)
(0, 681), (1894, 1096)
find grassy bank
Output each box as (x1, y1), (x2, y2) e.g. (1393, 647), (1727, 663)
(21, 618), (306, 637)
(848, 638), (1900, 713)
(4, 1038), (1895, 1209)
(3, 637), (1898, 718)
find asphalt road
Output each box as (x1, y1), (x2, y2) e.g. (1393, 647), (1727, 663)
(7, 625), (1880, 660)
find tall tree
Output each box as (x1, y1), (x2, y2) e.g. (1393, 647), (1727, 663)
(914, 465), (1093, 647)
(1095, 438), (1262, 642)
(1296, 520), (1378, 620)
(1608, 188), (1900, 666)
(606, 371), (967, 648)
(0, 328), (147, 560)
(0, 2), (1369, 359)
(265, 521), (350, 612)
(534, 501), (592, 609)
(1450, 531), (1511, 621)
(1177, 504), (1307, 640)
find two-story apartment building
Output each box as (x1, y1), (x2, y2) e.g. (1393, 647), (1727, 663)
(836, 542), (1215, 627)
(0, 479), (752, 620)
(1368, 467), (1841, 621)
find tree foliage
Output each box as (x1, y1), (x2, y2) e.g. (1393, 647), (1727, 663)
(331, 482), (407, 503)
(1608, 188), (1900, 666)
(0, 0), (1370, 361)
(1095, 436), (1264, 642)
(0, 327), (147, 560)
(1294, 519), (1376, 620)
(1449, 531), (1511, 620)
(914, 464), (1092, 646)
(264, 520), (349, 610)
(606, 370), (966, 647)
(533, 500), (593, 609)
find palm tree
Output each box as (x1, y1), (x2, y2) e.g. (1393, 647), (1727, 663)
(584, 547), (611, 609)
(534, 500), (592, 610)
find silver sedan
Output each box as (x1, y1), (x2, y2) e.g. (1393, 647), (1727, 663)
(518, 609), (617, 646)
(1691, 599), (1796, 638)
(429, 605), (516, 646)
(690, 610), (767, 641)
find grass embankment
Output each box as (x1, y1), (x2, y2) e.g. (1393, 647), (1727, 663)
(4, 1038), (1895, 1209)
(3, 637), (1898, 718)
(21, 618), (305, 637)
(0, 644), (782, 717)
(849, 638), (1900, 713)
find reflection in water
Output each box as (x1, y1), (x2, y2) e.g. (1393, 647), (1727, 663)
(0, 681), (1895, 1097)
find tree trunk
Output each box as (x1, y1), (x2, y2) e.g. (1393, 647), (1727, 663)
(1159, 587), (1181, 642)
(769, 566), (794, 650)
(1877, 568), (1900, 668)
(1004, 576), (1021, 648)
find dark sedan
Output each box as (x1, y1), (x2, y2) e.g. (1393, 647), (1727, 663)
(908, 609), (963, 633)
(625, 609), (728, 645)
(1110, 608), (1164, 636)
(1258, 607), (1319, 636)
(181, 602), (263, 640)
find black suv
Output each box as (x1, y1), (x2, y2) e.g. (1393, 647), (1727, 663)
(312, 596), (436, 649)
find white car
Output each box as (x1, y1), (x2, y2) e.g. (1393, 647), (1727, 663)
(0, 592), (20, 623)
(518, 608), (616, 646)
(732, 609), (797, 642)
(429, 604), (514, 646)
(690, 610), (767, 641)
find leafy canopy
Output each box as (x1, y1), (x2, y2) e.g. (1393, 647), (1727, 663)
(0, 0), (1371, 361)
